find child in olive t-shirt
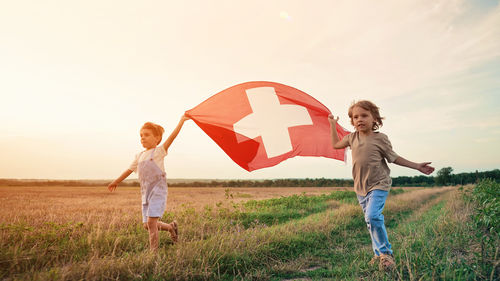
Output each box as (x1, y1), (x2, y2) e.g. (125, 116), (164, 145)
(329, 100), (435, 271)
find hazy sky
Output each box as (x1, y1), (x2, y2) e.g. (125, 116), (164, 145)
(1, 0), (499, 180)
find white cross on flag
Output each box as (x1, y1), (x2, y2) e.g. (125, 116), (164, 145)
(185, 81), (350, 171)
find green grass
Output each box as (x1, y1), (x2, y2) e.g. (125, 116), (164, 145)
(234, 191), (357, 227)
(229, 189), (404, 228)
(260, 185), (498, 281)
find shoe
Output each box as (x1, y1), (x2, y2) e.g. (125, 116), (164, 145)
(368, 255), (379, 266)
(171, 221), (178, 243)
(379, 253), (395, 271)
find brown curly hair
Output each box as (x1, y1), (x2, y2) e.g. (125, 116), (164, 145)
(141, 122), (165, 145)
(348, 100), (384, 131)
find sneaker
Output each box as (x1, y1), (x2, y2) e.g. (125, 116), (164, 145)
(379, 253), (395, 271)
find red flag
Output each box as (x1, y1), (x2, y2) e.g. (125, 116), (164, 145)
(185, 81), (350, 171)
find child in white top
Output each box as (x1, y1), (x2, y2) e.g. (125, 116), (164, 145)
(108, 114), (189, 251)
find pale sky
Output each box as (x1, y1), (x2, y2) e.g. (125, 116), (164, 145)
(1, 0), (499, 180)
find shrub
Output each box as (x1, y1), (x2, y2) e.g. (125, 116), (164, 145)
(463, 179), (500, 279)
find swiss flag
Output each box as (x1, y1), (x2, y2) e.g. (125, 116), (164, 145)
(185, 81), (350, 171)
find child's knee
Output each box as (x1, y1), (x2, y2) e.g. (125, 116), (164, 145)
(147, 219), (158, 229)
(365, 213), (384, 224)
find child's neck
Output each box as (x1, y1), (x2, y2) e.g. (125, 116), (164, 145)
(358, 130), (374, 137)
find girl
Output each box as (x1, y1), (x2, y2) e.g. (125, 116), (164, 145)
(108, 114), (190, 251)
(329, 100), (434, 270)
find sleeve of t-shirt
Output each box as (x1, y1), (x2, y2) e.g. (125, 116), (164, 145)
(128, 153), (140, 173)
(157, 146), (168, 158)
(380, 134), (399, 163)
(338, 132), (352, 148)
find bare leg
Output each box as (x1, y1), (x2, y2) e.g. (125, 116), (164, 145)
(158, 220), (178, 242)
(157, 221), (173, 231)
(147, 217), (159, 251)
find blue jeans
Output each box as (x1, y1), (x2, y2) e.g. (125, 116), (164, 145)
(357, 189), (392, 256)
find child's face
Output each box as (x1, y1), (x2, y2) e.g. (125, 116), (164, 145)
(351, 106), (375, 134)
(140, 128), (161, 149)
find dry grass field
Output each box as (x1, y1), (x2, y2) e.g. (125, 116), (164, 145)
(0, 185), (350, 225)
(0, 184), (496, 280)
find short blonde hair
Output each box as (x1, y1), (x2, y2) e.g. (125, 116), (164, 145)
(141, 122), (165, 145)
(348, 100), (384, 131)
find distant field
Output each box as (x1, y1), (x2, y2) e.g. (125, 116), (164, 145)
(0, 185), (351, 217)
(0, 185), (496, 280)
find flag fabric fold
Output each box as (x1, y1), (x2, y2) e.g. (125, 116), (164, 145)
(185, 81), (350, 171)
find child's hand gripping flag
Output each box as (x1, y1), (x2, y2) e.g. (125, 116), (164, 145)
(185, 81), (350, 171)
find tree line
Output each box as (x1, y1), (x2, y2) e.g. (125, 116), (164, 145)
(169, 168), (498, 187)
(169, 178), (355, 188)
(392, 167), (499, 187)
(1, 168), (498, 187)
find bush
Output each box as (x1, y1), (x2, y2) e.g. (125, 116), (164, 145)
(463, 179), (500, 279)
(470, 179), (500, 233)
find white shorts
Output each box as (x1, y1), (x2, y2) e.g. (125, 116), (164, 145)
(141, 186), (167, 223)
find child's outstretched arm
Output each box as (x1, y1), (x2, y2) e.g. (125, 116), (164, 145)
(394, 157), (435, 175)
(328, 114), (349, 149)
(108, 169), (133, 192)
(162, 114), (190, 152)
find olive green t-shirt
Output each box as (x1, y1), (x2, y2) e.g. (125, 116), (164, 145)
(339, 131), (399, 196)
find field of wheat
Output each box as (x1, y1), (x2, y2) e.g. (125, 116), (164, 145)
(0, 184), (497, 280)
